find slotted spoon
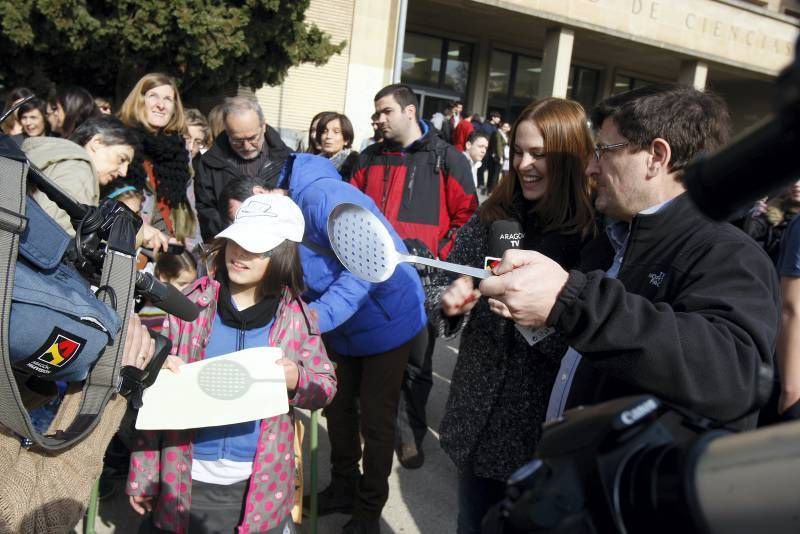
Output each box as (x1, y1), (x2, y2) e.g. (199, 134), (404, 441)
(327, 203), (491, 283)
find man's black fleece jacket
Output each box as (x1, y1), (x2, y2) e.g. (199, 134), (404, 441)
(549, 193), (780, 427)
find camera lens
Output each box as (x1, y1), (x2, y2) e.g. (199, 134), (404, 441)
(617, 444), (691, 534)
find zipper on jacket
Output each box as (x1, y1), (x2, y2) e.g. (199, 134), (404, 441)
(405, 163), (417, 204)
(238, 321), (246, 351)
(617, 217), (640, 279)
(381, 153), (392, 211)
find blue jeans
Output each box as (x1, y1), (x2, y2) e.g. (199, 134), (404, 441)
(457, 468), (507, 534)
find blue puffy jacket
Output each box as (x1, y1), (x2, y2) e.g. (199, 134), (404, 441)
(279, 154), (426, 356)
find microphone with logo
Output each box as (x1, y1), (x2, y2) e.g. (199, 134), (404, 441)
(487, 220), (555, 346)
(487, 219), (525, 263)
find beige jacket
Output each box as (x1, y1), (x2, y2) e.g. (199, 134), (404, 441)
(22, 136), (100, 237)
(0, 386), (126, 534)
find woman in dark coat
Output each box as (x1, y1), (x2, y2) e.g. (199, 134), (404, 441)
(429, 97), (596, 534)
(315, 112), (360, 181)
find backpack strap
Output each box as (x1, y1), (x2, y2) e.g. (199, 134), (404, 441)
(0, 153), (36, 442)
(0, 151), (136, 450)
(433, 142), (449, 182)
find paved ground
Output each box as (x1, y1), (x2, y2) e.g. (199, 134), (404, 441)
(79, 333), (462, 534)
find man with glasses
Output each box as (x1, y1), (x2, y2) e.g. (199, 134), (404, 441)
(194, 96), (291, 240)
(479, 83), (780, 430)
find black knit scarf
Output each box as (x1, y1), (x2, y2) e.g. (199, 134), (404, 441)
(216, 275), (279, 330)
(126, 128), (191, 208)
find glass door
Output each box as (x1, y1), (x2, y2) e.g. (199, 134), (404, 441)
(415, 89), (460, 120)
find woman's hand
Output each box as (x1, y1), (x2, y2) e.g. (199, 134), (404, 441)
(129, 495), (154, 515)
(751, 197), (768, 216)
(276, 358), (299, 392)
(137, 223), (170, 252)
(121, 314), (155, 370)
(441, 276), (481, 316)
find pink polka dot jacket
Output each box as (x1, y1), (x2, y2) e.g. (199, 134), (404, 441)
(126, 276), (336, 533)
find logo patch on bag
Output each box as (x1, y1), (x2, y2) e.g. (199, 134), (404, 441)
(20, 328), (87, 376)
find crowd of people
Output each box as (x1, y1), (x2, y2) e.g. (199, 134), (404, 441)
(1, 74), (797, 534)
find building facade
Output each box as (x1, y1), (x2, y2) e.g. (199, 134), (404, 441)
(250, 0), (800, 148)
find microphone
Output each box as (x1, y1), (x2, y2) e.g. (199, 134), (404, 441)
(135, 271), (199, 321)
(487, 219), (553, 346)
(488, 219), (525, 258)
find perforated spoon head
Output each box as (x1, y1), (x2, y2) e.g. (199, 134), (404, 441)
(327, 203), (399, 283)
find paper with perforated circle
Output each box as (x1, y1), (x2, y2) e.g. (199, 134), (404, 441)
(136, 347), (289, 430)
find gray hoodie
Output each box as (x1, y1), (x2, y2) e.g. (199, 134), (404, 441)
(22, 136), (98, 236)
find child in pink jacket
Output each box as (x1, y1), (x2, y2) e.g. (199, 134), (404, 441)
(127, 195), (336, 533)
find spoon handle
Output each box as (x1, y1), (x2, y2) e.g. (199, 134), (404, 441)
(401, 254), (492, 280)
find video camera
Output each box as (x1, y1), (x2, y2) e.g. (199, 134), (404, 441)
(20, 148), (202, 393)
(25, 150), (200, 324)
(483, 396), (800, 534)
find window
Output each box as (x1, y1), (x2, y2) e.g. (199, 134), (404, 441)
(401, 32), (473, 106)
(613, 74), (654, 95)
(402, 33), (443, 88)
(444, 40), (472, 94)
(487, 51), (512, 102)
(487, 50), (542, 124)
(514, 56), (542, 99)
(568, 65), (601, 113)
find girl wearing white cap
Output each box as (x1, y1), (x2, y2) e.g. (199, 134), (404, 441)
(127, 194), (336, 534)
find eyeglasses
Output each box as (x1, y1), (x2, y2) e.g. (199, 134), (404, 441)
(184, 135), (206, 150)
(229, 129), (263, 147)
(594, 142), (629, 161)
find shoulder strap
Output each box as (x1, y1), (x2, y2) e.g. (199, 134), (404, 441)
(433, 142), (450, 186)
(0, 152), (136, 451)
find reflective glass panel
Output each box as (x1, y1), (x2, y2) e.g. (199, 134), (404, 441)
(488, 50), (512, 101)
(513, 56), (542, 99)
(443, 40), (472, 93)
(568, 66), (600, 112)
(402, 33), (442, 87)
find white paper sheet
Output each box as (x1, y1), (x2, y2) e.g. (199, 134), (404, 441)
(136, 347), (289, 430)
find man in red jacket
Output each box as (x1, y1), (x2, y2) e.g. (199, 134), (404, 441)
(452, 111), (475, 152)
(350, 83), (478, 470)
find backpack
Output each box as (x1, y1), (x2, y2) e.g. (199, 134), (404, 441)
(359, 140), (460, 258)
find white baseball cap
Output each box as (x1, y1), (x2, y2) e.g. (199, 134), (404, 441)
(215, 194), (305, 253)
